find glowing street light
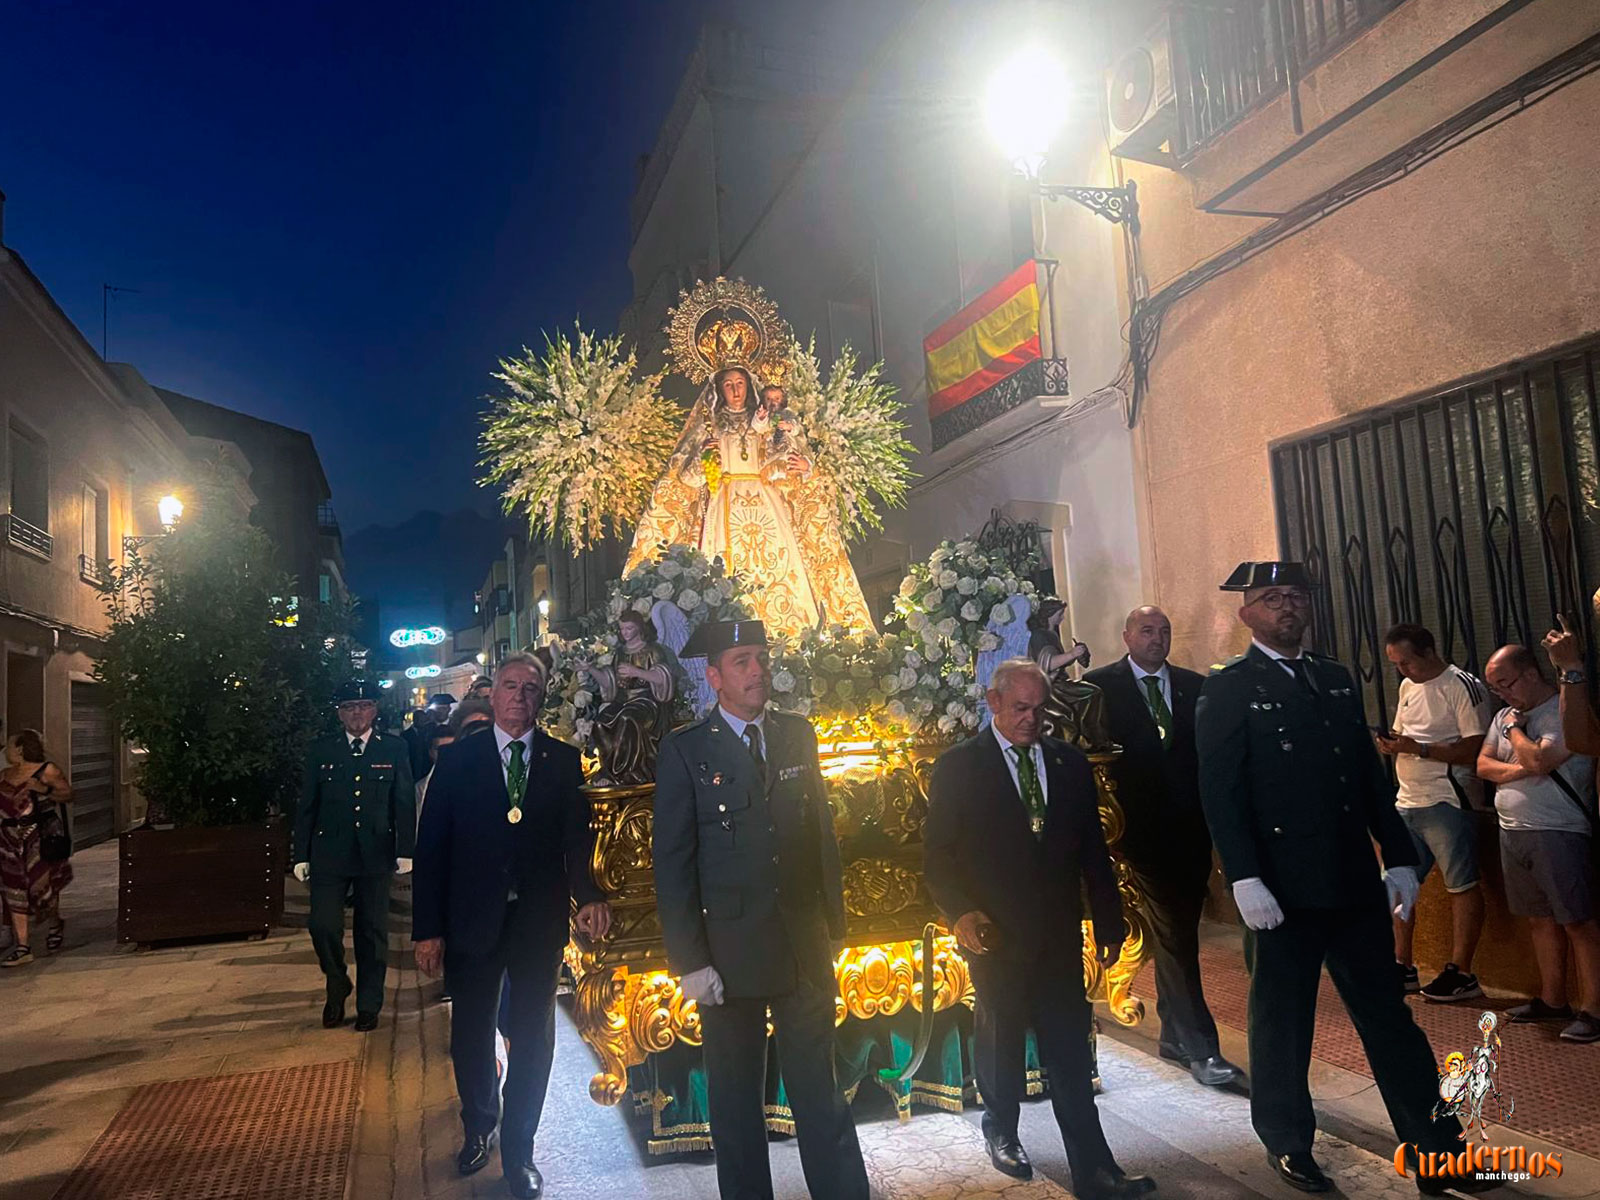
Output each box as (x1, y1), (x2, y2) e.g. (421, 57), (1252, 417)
(158, 494), (184, 530)
(537, 595), (551, 619)
(984, 45), (1072, 178)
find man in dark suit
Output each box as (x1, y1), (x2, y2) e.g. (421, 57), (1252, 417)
(925, 657), (1156, 1199)
(413, 654), (611, 1200)
(1085, 606), (1240, 1087)
(293, 679), (414, 1032)
(1198, 562), (1494, 1195)
(653, 619), (868, 1200)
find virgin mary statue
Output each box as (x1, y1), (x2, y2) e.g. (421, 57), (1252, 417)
(625, 281), (875, 638)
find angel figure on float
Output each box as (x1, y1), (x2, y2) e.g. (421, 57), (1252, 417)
(580, 607), (683, 786)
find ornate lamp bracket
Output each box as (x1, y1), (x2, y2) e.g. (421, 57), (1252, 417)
(1036, 181), (1140, 235)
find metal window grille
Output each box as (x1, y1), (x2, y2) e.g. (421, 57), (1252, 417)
(5, 513), (54, 559)
(1273, 341), (1600, 729)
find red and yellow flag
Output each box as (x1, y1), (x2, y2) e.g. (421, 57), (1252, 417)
(923, 261), (1041, 418)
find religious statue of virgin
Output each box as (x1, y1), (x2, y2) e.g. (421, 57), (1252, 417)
(625, 280), (876, 638)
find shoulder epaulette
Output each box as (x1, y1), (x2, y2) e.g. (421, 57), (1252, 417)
(1210, 654), (1249, 674)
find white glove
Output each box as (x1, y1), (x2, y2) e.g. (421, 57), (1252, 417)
(680, 965), (725, 1007)
(293, 862), (311, 883)
(393, 858), (413, 876)
(1232, 877), (1285, 931)
(1384, 865), (1420, 921)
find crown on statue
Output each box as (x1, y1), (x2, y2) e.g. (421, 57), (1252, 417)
(665, 277), (792, 384)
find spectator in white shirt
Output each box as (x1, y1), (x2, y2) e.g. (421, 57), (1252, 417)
(1375, 624), (1495, 1002)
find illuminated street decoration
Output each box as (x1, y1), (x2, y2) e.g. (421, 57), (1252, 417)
(389, 626), (447, 648)
(404, 664), (442, 679)
(378, 678), (394, 689)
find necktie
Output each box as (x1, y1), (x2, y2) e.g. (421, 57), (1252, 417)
(744, 725), (767, 787)
(1284, 657), (1315, 694)
(1012, 746), (1046, 837)
(350, 736), (364, 757)
(506, 739), (528, 811)
(1142, 675), (1173, 744)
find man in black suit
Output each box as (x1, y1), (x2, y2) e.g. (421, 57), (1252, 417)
(1085, 606), (1240, 1087)
(653, 619), (868, 1200)
(925, 657), (1155, 1200)
(413, 654), (611, 1200)
(1198, 561), (1494, 1195)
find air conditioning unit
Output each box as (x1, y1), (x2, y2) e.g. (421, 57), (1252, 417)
(1107, 18), (1177, 167)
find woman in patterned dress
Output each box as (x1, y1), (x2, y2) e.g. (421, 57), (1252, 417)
(0, 730), (72, 966)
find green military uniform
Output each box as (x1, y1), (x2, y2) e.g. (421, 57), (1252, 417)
(653, 619), (867, 1200)
(292, 689), (415, 1022)
(1196, 561), (1460, 1169)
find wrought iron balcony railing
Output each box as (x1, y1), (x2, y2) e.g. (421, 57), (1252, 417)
(5, 514), (53, 560)
(1172, 0), (1411, 163)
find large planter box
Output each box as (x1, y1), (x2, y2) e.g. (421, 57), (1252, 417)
(118, 819), (286, 945)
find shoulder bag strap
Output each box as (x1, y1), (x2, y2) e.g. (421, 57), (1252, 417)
(1546, 765), (1598, 831)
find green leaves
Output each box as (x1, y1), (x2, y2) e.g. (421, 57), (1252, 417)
(479, 328), (680, 550)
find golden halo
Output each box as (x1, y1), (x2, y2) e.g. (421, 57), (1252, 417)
(664, 277), (792, 384)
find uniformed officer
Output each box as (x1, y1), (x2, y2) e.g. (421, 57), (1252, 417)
(293, 680), (415, 1032)
(1196, 563), (1494, 1195)
(652, 619), (868, 1200)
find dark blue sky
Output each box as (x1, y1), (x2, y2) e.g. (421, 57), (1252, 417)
(0, 0), (879, 533)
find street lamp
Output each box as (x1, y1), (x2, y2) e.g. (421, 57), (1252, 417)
(158, 494), (184, 530)
(537, 595), (551, 619)
(983, 46), (1139, 232)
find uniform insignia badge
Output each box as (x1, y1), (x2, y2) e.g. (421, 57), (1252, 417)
(778, 765), (804, 781)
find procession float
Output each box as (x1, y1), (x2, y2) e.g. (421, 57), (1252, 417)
(480, 278), (1150, 1154)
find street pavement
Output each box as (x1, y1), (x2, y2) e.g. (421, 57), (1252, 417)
(3, 843), (1598, 1199)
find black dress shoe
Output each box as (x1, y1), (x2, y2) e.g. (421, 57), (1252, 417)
(1190, 1055), (1244, 1087)
(1158, 1042), (1190, 1067)
(354, 1011), (379, 1032)
(981, 1114), (1032, 1180)
(1272, 1152), (1332, 1192)
(504, 1159), (543, 1199)
(1077, 1165), (1158, 1200)
(322, 995), (347, 1029)
(458, 1131), (496, 1176)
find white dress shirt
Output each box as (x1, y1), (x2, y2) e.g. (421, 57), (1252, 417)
(717, 706), (767, 747)
(991, 723), (1049, 805)
(493, 723), (536, 785)
(346, 728), (374, 754)
(1129, 659), (1172, 710)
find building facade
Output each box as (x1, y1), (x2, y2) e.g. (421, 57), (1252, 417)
(0, 193), (259, 843)
(1100, 0), (1600, 988)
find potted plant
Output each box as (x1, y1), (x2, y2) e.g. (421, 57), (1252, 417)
(95, 486), (356, 945)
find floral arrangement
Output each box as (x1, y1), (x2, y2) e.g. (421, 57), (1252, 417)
(782, 339), (916, 543)
(541, 544), (751, 743)
(891, 537), (1038, 660)
(479, 327), (680, 550)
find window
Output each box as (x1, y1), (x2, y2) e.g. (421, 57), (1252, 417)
(318, 573), (332, 604)
(81, 484), (109, 579)
(9, 421), (48, 531)
(1273, 339), (1600, 728)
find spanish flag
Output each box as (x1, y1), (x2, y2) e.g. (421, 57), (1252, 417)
(923, 260), (1041, 418)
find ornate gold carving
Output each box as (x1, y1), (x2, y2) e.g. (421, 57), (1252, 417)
(1082, 754), (1151, 1027)
(571, 953), (703, 1106)
(664, 278), (791, 384)
(840, 858), (921, 918)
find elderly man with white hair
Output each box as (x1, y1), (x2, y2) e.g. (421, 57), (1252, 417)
(925, 657), (1155, 1199)
(413, 653), (612, 1200)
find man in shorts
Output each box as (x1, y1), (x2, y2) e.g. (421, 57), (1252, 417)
(1478, 644), (1600, 1043)
(1376, 625), (1495, 1001)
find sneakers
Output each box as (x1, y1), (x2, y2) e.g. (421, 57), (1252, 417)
(1559, 1011), (1600, 1043)
(1400, 963), (1420, 993)
(1420, 964), (1483, 1003)
(1505, 998), (1574, 1023)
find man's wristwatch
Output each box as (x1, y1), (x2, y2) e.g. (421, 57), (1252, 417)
(1502, 718), (1521, 737)
(1560, 667), (1587, 685)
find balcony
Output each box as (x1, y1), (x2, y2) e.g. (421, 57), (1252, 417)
(79, 554), (108, 584)
(5, 514), (53, 560)
(1127, 0), (1600, 214)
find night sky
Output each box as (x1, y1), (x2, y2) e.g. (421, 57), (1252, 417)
(1, 0), (889, 535)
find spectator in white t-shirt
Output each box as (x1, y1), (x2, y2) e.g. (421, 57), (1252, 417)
(1375, 625), (1495, 1002)
(1479, 644), (1600, 1044)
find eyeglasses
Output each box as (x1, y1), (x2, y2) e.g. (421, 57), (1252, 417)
(1249, 590), (1313, 611)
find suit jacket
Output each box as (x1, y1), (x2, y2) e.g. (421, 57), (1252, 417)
(293, 731), (415, 876)
(1083, 656), (1211, 880)
(653, 707), (846, 998)
(1196, 646), (1416, 910)
(924, 729), (1124, 959)
(411, 726), (603, 960)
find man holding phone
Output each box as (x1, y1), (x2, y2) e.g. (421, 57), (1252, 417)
(1375, 624), (1495, 1002)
